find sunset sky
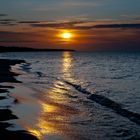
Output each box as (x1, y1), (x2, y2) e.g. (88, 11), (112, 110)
(0, 0), (140, 51)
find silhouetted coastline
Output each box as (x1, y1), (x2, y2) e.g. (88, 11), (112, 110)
(0, 46), (75, 52)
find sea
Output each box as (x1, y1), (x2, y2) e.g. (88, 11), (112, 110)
(0, 51), (140, 140)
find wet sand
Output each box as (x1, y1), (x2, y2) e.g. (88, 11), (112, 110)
(0, 59), (38, 140)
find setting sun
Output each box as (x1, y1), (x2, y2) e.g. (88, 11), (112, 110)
(62, 32), (72, 39)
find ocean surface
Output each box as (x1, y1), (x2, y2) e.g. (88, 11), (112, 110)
(0, 52), (140, 140)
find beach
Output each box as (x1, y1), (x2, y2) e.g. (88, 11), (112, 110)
(0, 59), (38, 140)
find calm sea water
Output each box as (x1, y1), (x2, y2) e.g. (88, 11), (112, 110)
(0, 52), (140, 140)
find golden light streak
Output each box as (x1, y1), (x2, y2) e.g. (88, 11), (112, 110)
(26, 52), (76, 140)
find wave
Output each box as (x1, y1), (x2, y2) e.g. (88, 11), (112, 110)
(64, 80), (140, 125)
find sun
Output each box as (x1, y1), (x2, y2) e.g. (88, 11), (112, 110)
(62, 32), (72, 39)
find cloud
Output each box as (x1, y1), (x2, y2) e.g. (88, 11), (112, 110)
(62, 1), (99, 8)
(18, 21), (41, 24)
(95, 23), (140, 28)
(0, 19), (17, 26)
(0, 19), (16, 22)
(30, 20), (140, 30)
(0, 15), (139, 31)
(0, 40), (38, 43)
(31, 21), (85, 28)
(121, 14), (140, 20)
(0, 31), (40, 44)
(0, 14), (7, 17)
(0, 31), (18, 34)
(0, 22), (16, 26)
(0, 31), (40, 36)
(86, 23), (140, 29)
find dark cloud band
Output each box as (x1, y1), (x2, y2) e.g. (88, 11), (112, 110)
(0, 14), (7, 17)
(30, 21), (140, 30)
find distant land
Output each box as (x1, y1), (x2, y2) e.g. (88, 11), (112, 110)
(0, 46), (75, 52)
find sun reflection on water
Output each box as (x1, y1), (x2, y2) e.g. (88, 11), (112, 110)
(62, 52), (75, 83)
(26, 52), (77, 140)
(63, 52), (72, 73)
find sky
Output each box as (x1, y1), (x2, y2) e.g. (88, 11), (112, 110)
(0, 0), (140, 51)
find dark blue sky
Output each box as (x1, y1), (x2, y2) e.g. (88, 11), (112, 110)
(0, 0), (140, 20)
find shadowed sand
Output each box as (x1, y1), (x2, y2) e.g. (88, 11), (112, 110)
(0, 59), (38, 140)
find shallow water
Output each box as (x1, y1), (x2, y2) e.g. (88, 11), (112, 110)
(0, 52), (140, 140)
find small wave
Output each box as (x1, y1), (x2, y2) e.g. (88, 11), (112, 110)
(115, 127), (140, 139)
(101, 74), (133, 80)
(20, 63), (46, 78)
(111, 74), (133, 79)
(35, 71), (45, 77)
(64, 81), (91, 95)
(71, 119), (92, 125)
(64, 80), (140, 125)
(20, 63), (32, 73)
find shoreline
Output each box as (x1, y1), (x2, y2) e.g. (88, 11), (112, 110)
(0, 59), (38, 140)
